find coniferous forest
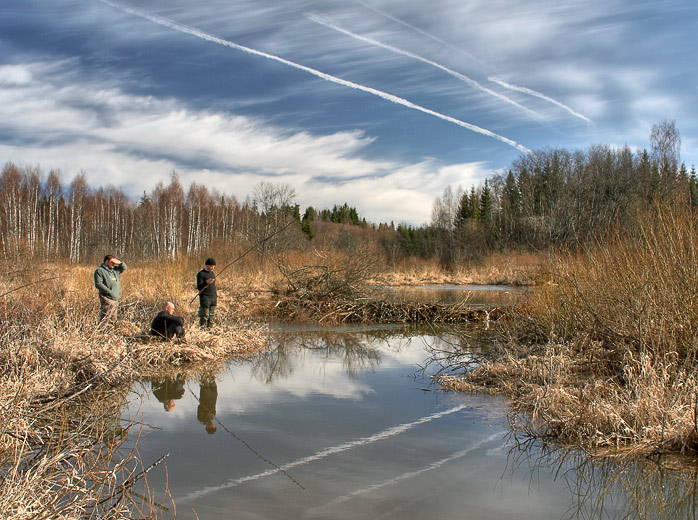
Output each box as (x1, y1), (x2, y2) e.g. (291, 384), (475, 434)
(0, 120), (691, 265)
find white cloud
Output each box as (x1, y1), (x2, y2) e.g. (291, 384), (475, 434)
(0, 65), (33, 86)
(0, 60), (491, 224)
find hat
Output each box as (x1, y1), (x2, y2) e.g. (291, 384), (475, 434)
(205, 258), (216, 266)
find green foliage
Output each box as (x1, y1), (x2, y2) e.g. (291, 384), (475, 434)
(301, 214), (314, 239)
(454, 191), (470, 228)
(478, 180), (492, 225)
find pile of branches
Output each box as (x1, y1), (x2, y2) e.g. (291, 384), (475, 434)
(276, 262), (371, 301)
(274, 261), (503, 324)
(277, 298), (501, 324)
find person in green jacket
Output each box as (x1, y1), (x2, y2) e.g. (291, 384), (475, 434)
(94, 254), (127, 323)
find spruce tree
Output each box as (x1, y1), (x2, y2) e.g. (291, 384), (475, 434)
(690, 166), (698, 210)
(469, 186), (480, 222)
(301, 215), (314, 239)
(479, 180), (493, 225)
(454, 191), (470, 228)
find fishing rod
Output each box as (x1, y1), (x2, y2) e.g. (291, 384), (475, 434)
(189, 219), (296, 305)
(0, 276), (61, 299)
(187, 384), (305, 489)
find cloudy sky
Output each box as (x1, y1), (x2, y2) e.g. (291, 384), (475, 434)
(1, 0), (696, 224)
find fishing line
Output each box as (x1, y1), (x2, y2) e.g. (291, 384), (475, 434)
(189, 219), (296, 305)
(186, 383), (305, 490)
(178, 403), (469, 503)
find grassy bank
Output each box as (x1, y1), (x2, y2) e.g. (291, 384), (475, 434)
(0, 262), (267, 519)
(376, 251), (545, 287)
(441, 209), (698, 456)
(0, 249), (542, 517)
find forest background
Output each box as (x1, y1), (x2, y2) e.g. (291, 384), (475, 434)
(0, 120), (691, 272)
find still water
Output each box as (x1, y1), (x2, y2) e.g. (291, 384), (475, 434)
(124, 323), (698, 520)
(381, 284), (526, 306)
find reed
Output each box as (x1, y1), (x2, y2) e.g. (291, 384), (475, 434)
(0, 259), (268, 518)
(377, 251), (547, 287)
(441, 207), (698, 455)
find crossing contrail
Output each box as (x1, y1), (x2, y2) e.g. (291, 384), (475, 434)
(489, 76), (592, 124)
(353, 0), (487, 69)
(176, 404), (470, 503)
(97, 0), (530, 153)
(306, 12), (542, 121)
(323, 432), (501, 507)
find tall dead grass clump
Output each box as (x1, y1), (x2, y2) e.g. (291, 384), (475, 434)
(446, 208), (698, 455)
(0, 256), (269, 517)
(0, 318), (157, 519)
(378, 251), (548, 286)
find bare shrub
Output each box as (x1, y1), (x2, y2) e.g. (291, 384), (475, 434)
(441, 206), (698, 455)
(275, 247), (375, 301)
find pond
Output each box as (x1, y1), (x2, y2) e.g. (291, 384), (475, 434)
(122, 323), (698, 519)
(379, 283), (526, 306)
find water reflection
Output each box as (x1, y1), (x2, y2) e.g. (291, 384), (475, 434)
(507, 436), (698, 519)
(128, 324), (698, 520)
(197, 376), (218, 435)
(151, 374), (186, 412)
(251, 325), (420, 384)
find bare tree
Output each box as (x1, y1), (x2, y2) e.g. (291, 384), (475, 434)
(431, 185), (457, 231)
(251, 181), (298, 256)
(650, 119), (681, 177)
(68, 173), (88, 264)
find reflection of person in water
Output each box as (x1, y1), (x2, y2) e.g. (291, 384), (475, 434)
(197, 376), (218, 434)
(151, 374), (186, 412)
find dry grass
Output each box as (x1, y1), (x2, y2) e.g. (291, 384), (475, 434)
(439, 208), (698, 456)
(0, 259), (269, 519)
(376, 251), (547, 287)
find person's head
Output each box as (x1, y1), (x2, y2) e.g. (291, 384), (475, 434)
(164, 399), (175, 412)
(204, 258), (216, 272)
(163, 301), (175, 315)
(103, 255), (118, 268)
(205, 421), (217, 434)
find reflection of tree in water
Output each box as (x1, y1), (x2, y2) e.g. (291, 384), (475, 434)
(506, 436), (698, 519)
(419, 323), (499, 377)
(252, 328), (416, 383)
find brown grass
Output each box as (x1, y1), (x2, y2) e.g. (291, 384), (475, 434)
(439, 208), (698, 456)
(376, 251), (548, 287)
(0, 259), (268, 519)
(0, 246), (545, 516)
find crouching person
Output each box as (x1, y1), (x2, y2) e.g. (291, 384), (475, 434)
(150, 301), (185, 340)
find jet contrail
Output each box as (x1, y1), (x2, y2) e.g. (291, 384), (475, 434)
(176, 404), (470, 503)
(489, 76), (592, 124)
(306, 12), (541, 121)
(354, 0), (488, 69)
(97, 0), (530, 153)
(323, 431), (502, 507)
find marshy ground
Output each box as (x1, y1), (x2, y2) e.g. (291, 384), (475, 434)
(4, 230), (697, 518)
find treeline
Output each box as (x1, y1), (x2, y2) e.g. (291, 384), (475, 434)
(0, 165), (365, 262)
(387, 120), (696, 264)
(2, 120), (692, 266)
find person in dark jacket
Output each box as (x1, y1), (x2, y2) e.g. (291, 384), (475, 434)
(94, 254), (127, 323)
(151, 374), (186, 412)
(196, 258), (217, 328)
(197, 376), (218, 434)
(150, 301), (185, 340)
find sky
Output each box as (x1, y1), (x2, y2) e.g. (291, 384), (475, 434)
(1, 0), (696, 224)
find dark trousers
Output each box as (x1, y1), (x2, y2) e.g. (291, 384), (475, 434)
(199, 305), (216, 328)
(162, 323), (185, 340)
